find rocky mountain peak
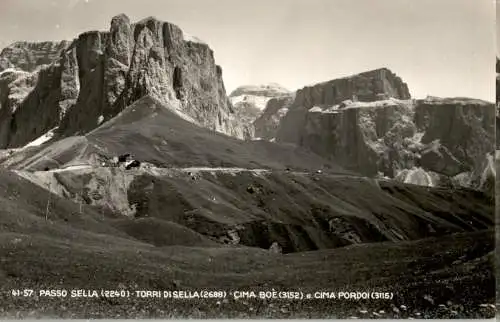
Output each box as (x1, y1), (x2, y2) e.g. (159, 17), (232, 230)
(0, 14), (244, 149)
(292, 67), (411, 111)
(0, 40), (71, 72)
(269, 68), (494, 191)
(229, 83), (291, 98)
(228, 82), (293, 139)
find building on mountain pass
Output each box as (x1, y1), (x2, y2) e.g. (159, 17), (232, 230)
(125, 160), (141, 170)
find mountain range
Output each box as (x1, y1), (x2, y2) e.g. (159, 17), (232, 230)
(0, 15), (495, 319)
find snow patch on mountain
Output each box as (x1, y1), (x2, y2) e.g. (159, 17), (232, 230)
(395, 167), (436, 187)
(230, 94), (273, 111)
(308, 106), (324, 113)
(307, 98), (415, 114)
(228, 83), (293, 139)
(0, 68), (22, 76)
(24, 127), (58, 148)
(423, 96), (493, 106)
(230, 83), (291, 111)
(229, 83), (291, 98)
(183, 32), (206, 45)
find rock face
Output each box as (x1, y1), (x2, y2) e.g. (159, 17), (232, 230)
(230, 83), (291, 99)
(229, 83), (291, 139)
(294, 68), (411, 107)
(0, 14), (242, 149)
(274, 69), (495, 190)
(496, 58), (500, 148)
(276, 68), (411, 144)
(0, 41), (70, 147)
(415, 98), (494, 175)
(0, 64), (64, 148)
(253, 94), (294, 140)
(0, 41), (70, 72)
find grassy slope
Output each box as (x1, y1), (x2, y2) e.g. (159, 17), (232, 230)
(0, 96), (495, 318)
(0, 169), (495, 318)
(86, 96), (352, 173)
(0, 229), (494, 318)
(16, 166), (494, 253)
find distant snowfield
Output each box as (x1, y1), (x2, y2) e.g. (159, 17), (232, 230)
(0, 68), (21, 76)
(308, 98), (414, 114)
(182, 32), (206, 45)
(229, 84), (291, 111)
(422, 96), (492, 106)
(231, 84), (290, 96)
(346, 98), (413, 109)
(230, 94), (273, 111)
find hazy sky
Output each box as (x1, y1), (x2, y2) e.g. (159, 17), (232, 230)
(497, 0), (500, 56)
(0, 0), (495, 101)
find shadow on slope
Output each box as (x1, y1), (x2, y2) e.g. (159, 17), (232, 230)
(0, 170), (140, 245)
(7, 165), (493, 255)
(122, 171), (493, 253)
(0, 170), (224, 250)
(110, 217), (219, 247)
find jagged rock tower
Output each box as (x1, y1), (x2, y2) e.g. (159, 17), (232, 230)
(0, 14), (243, 149)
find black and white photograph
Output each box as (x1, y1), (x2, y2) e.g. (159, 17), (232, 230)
(495, 1), (500, 319)
(0, 0), (496, 319)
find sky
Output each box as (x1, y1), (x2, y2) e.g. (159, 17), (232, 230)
(0, 0), (495, 101)
(497, 0), (500, 56)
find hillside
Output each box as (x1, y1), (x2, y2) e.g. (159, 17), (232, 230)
(0, 14), (495, 320)
(0, 94), (494, 318)
(0, 166), (495, 318)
